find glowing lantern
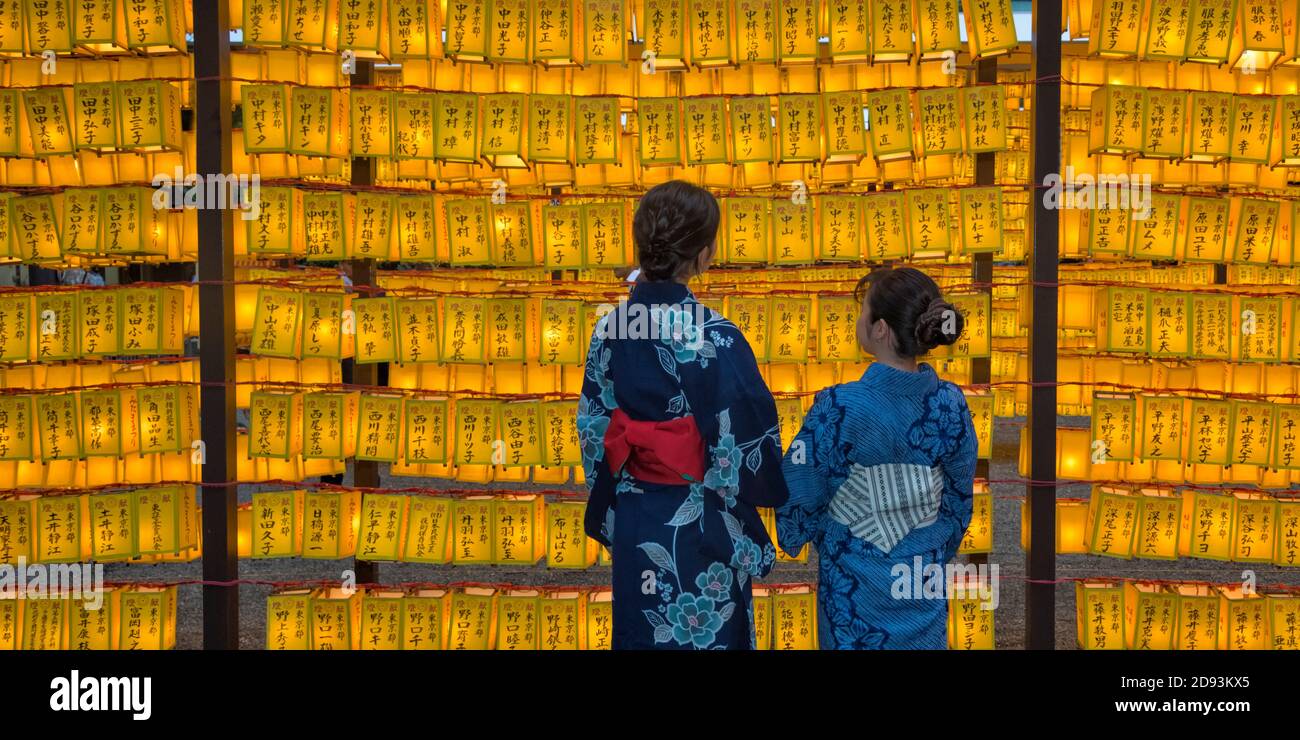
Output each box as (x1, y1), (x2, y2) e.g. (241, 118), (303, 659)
(21, 595), (68, 649)
(958, 187), (1003, 255)
(961, 0), (1017, 58)
(310, 587), (360, 650)
(1276, 95), (1300, 166)
(115, 81), (182, 151)
(248, 391), (300, 460)
(1124, 582), (1179, 650)
(770, 201), (814, 265)
(1140, 89), (1188, 159)
(1088, 86), (1146, 155)
(1184, 490), (1235, 560)
(492, 495), (545, 565)
(22, 88), (74, 157)
(242, 0), (287, 47)
(349, 89), (394, 158)
(356, 493), (406, 561)
(265, 589), (312, 650)
(947, 580), (995, 650)
(1143, 0), (1191, 59)
(400, 495), (450, 562)
(120, 0), (186, 53)
(540, 400), (581, 469)
(546, 499), (597, 567)
(638, 97), (683, 165)
(336, 0), (388, 59)
(915, 0), (962, 59)
(236, 502), (251, 557)
(962, 85), (1008, 153)
(241, 84), (290, 154)
(862, 191), (909, 260)
(447, 587), (496, 650)
(136, 384), (191, 455)
(770, 587), (817, 650)
(1218, 586), (1270, 650)
(1186, 92), (1233, 162)
(74, 0), (128, 53)
(493, 589), (540, 650)
(1091, 394), (1137, 463)
(388, 0), (432, 58)
(34, 291), (77, 360)
(959, 482), (993, 554)
(1133, 488), (1182, 559)
(1085, 0), (1141, 57)
(1268, 594), (1300, 648)
(290, 86), (346, 157)
(356, 589), (404, 650)
(35, 392), (80, 461)
(1173, 584), (1220, 650)
(33, 494), (85, 563)
(452, 494), (491, 561)
(1076, 581), (1126, 649)
(249, 489), (304, 558)
(133, 485), (197, 556)
(1085, 485), (1139, 558)
(86, 491), (134, 560)
(865, 89), (911, 162)
(283, 0), (339, 51)
(1230, 95), (1276, 164)
(401, 588), (448, 649)
(403, 398), (448, 464)
(1232, 494), (1279, 562)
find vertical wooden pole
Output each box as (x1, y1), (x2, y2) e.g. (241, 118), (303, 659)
(1026, 0), (1062, 650)
(195, 0), (239, 649)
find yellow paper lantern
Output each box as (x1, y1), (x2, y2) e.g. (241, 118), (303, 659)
(448, 587), (496, 649)
(1076, 581), (1126, 649)
(310, 586), (360, 650)
(265, 589), (313, 650)
(401, 587), (448, 649)
(357, 492), (407, 561)
(249, 489), (304, 558)
(1124, 581), (1179, 650)
(961, 0), (1018, 58)
(1174, 583), (1221, 650)
(948, 582), (995, 650)
(115, 81), (182, 152)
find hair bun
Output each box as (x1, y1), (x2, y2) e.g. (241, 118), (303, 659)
(914, 298), (963, 350)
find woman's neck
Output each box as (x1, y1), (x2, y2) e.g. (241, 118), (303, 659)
(873, 350), (919, 373)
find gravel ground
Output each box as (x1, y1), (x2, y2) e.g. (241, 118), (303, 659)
(101, 415), (1299, 649)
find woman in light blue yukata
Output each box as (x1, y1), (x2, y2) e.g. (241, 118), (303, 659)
(578, 180), (789, 650)
(776, 267), (978, 649)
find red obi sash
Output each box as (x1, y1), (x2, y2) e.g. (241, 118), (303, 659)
(604, 408), (706, 486)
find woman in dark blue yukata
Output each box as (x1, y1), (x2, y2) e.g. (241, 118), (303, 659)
(776, 267), (978, 649)
(578, 180), (789, 650)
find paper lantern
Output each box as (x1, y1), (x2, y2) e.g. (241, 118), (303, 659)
(540, 399), (581, 468)
(86, 491), (134, 560)
(493, 589), (540, 650)
(402, 397), (448, 464)
(1277, 95), (1300, 165)
(959, 483), (993, 554)
(961, 0), (1017, 58)
(1124, 582), (1179, 650)
(21, 595), (68, 649)
(1269, 594), (1300, 648)
(134, 485), (197, 556)
(538, 299), (583, 364)
(770, 588), (817, 650)
(1091, 393), (1137, 463)
(337, 0), (388, 59)
(948, 584), (995, 650)
(242, 0), (287, 47)
(862, 191), (909, 260)
(865, 89), (912, 162)
(1076, 581), (1126, 649)
(241, 84), (289, 154)
(962, 85), (1007, 153)
(248, 391), (300, 459)
(958, 187), (1002, 255)
(492, 495), (545, 565)
(770, 201), (814, 264)
(1133, 488), (1182, 559)
(1173, 584), (1220, 650)
(398, 495), (449, 562)
(356, 493), (406, 561)
(1084, 0), (1141, 57)
(399, 588), (447, 649)
(120, 0), (186, 53)
(1085, 486), (1139, 558)
(33, 494), (85, 563)
(309, 587), (360, 650)
(1185, 490), (1235, 560)
(1088, 86), (1145, 155)
(73, 0), (128, 53)
(638, 97), (683, 165)
(1231, 494), (1279, 562)
(249, 489), (303, 558)
(387, 0), (433, 58)
(448, 587), (496, 650)
(115, 81), (181, 152)
(1182, 0), (1236, 63)
(265, 589), (312, 650)
(21, 88), (74, 157)
(354, 589), (404, 650)
(1218, 586), (1270, 650)
(1186, 91), (1233, 162)
(1142, 0), (1191, 59)
(283, 0), (339, 51)
(349, 89), (394, 158)
(545, 499), (597, 567)
(1238, 296), (1283, 361)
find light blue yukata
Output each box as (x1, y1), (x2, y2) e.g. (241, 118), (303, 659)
(776, 362), (977, 649)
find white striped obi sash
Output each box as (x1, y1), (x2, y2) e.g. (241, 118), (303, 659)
(827, 463), (945, 553)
